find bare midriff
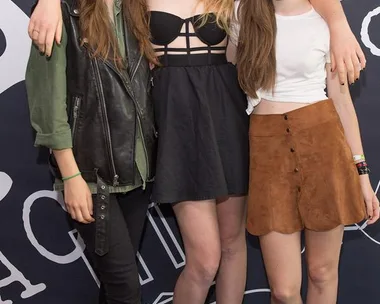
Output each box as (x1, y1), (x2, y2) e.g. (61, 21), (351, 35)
(253, 99), (313, 115)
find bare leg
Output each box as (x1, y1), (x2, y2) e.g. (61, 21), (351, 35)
(172, 200), (221, 304)
(305, 226), (344, 304)
(215, 196), (247, 304)
(260, 232), (303, 304)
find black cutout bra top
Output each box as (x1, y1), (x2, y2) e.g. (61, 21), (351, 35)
(149, 11), (227, 59)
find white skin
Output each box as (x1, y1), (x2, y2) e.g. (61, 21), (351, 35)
(228, 0), (379, 303)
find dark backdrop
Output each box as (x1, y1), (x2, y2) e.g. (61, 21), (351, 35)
(0, 0), (379, 303)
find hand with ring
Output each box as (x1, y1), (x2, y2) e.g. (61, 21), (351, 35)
(28, 0), (63, 56)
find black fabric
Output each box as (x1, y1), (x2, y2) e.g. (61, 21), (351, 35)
(149, 12), (226, 51)
(52, 0), (157, 187)
(73, 185), (151, 304)
(151, 57), (249, 203)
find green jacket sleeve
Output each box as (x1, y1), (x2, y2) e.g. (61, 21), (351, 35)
(25, 24), (72, 150)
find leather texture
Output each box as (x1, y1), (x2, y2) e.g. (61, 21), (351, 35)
(50, 0), (157, 187)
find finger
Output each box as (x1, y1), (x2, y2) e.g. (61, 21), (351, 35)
(365, 198), (373, 221)
(367, 207), (379, 225)
(37, 27), (47, 54)
(330, 52), (336, 72)
(356, 45), (367, 70)
(56, 19), (63, 45)
(65, 203), (73, 218)
(372, 206), (380, 223)
(31, 25), (40, 44)
(66, 204), (78, 221)
(86, 195), (95, 223)
(336, 59), (347, 86)
(351, 53), (361, 82)
(28, 20), (36, 40)
(74, 206), (86, 223)
(80, 203), (94, 224)
(369, 197), (380, 224)
(87, 194), (94, 217)
(345, 57), (355, 85)
(45, 28), (55, 57)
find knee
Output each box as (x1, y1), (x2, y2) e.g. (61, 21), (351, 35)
(271, 285), (300, 304)
(186, 250), (221, 285)
(308, 263), (338, 285)
(220, 227), (246, 261)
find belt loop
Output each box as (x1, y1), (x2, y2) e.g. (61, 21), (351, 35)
(94, 172), (110, 256)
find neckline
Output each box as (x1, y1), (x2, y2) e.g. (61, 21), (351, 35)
(275, 7), (315, 20)
(150, 10), (213, 21)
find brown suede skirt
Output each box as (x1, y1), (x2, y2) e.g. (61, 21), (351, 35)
(247, 99), (366, 236)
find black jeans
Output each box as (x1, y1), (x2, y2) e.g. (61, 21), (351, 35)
(73, 184), (151, 304)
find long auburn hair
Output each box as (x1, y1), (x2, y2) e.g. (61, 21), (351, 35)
(78, 0), (233, 66)
(236, 0), (277, 99)
(78, 0), (156, 66)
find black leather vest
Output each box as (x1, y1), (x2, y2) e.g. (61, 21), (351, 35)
(51, 0), (156, 187)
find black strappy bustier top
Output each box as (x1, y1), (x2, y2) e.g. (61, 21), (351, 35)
(149, 11), (227, 61)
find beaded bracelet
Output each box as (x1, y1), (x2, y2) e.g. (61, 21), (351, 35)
(62, 172), (82, 181)
(356, 161), (370, 175)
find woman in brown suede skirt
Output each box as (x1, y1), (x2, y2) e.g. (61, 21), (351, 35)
(229, 0), (380, 303)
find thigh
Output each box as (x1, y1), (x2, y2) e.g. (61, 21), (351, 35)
(304, 226), (344, 275)
(173, 200), (221, 262)
(259, 232), (302, 289)
(216, 196), (246, 242)
(117, 184), (151, 253)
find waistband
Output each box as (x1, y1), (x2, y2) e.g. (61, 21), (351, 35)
(157, 53), (227, 67)
(250, 99), (340, 137)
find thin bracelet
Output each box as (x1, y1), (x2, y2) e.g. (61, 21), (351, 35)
(353, 154), (365, 163)
(62, 172), (82, 181)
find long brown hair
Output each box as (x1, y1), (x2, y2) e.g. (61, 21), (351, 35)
(236, 0), (277, 99)
(78, 0), (157, 66)
(123, 0), (157, 64)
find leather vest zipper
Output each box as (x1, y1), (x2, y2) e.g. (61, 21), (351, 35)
(131, 54), (143, 80)
(72, 96), (81, 143)
(93, 59), (119, 186)
(103, 60), (152, 179)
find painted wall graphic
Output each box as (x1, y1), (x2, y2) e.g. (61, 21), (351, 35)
(0, 0), (379, 303)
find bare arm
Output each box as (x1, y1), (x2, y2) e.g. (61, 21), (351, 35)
(326, 64), (379, 225)
(28, 0), (62, 56)
(312, 0), (366, 85)
(53, 149), (95, 224)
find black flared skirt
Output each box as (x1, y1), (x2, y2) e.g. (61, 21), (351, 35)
(151, 54), (249, 204)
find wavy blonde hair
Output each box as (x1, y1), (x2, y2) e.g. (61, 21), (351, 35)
(200, 0), (234, 32)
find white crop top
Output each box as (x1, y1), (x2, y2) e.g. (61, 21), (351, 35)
(230, 2), (331, 114)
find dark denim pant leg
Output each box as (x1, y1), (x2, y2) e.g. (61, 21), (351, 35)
(74, 185), (151, 304)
